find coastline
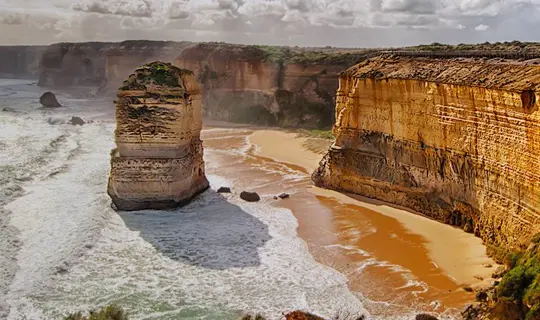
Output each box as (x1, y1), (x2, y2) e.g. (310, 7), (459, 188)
(248, 129), (496, 289)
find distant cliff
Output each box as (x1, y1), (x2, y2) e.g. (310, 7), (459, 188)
(175, 43), (371, 129)
(37, 41), (192, 92)
(313, 55), (540, 250)
(0, 46), (47, 78)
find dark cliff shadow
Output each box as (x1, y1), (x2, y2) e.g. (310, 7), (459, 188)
(119, 189), (271, 270)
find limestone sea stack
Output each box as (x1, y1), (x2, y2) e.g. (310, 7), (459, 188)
(107, 62), (209, 211)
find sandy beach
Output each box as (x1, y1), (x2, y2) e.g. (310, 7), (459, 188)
(248, 129), (496, 289)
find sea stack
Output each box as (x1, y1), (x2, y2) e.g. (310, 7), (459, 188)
(107, 61), (209, 211)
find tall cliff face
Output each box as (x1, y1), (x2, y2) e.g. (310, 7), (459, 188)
(175, 43), (369, 129)
(38, 41), (192, 90)
(107, 62), (209, 211)
(313, 56), (540, 250)
(0, 46), (47, 78)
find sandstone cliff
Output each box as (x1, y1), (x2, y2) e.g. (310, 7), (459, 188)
(313, 55), (540, 250)
(38, 41), (192, 91)
(107, 62), (209, 211)
(175, 43), (370, 128)
(0, 46), (47, 78)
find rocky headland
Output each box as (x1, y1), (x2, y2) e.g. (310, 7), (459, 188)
(312, 54), (540, 319)
(175, 43), (371, 128)
(37, 41), (192, 92)
(0, 45), (46, 78)
(107, 61), (209, 211)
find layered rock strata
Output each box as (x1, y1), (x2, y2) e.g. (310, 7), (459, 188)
(38, 41), (192, 89)
(313, 56), (540, 250)
(175, 43), (371, 128)
(107, 62), (209, 211)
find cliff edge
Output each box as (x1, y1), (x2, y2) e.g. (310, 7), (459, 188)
(313, 55), (540, 250)
(107, 62), (209, 211)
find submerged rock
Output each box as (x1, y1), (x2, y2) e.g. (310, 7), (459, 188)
(39, 91), (61, 108)
(240, 191), (260, 202)
(2, 107), (16, 112)
(107, 61), (209, 211)
(68, 116), (85, 126)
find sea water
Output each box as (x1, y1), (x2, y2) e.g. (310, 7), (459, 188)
(0, 79), (366, 320)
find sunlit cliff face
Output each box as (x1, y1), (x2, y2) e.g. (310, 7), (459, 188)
(313, 56), (540, 250)
(1, 0), (540, 47)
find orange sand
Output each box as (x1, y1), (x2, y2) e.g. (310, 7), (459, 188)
(248, 129), (496, 288)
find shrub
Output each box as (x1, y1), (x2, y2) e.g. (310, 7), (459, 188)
(63, 305), (128, 320)
(497, 266), (532, 300)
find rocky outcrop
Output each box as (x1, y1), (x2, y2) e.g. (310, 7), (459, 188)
(39, 92), (61, 108)
(0, 45), (47, 78)
(175, 43), (371, 129)
(38, 41), (192, 90)
(107, 62), (209, 211)
(313, 55), (540, 250)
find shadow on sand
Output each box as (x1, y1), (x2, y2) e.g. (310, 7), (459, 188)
(119, 189), (271, 270)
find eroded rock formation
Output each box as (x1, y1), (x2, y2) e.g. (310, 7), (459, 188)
(313, 55), (540, 250)
(0, 45), (47, 78)
(175, 43), (371, 128)
(107, 62), (209, 211)
(38, 41), (192, 89)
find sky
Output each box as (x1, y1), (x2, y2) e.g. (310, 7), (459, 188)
(0, 0), (538, 47)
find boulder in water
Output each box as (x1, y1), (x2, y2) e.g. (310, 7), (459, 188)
(217, 187), (231, 193)
(39, 91), (61, 108)
(2, 107), (16, 112)
(240, 191), (260, 202)
(415, 314), (439, 320)
(278, 193), (290, 199)
(68, 116), (85, 126)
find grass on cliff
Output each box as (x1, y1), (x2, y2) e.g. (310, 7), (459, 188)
(406, 40), (540, 53)
(120, 62), (182, 90)
(494, 233), (540, 319)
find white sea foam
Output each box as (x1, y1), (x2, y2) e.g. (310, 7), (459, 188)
(1, 82), (367, 319)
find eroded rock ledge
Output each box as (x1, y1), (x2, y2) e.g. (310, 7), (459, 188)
(313, 55), (540, 250)
(107, 62), (209, 211)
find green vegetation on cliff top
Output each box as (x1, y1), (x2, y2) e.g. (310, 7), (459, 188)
(120, 61), (192, 90)
(494, 233), (540, 319)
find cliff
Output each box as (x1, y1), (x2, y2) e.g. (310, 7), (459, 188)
(313, 55), (540, 250)
(0, 46), (47, 78)
(175, 43), (371, 128)
(107, 62), (209, 211)
(38, 41), (192, 91)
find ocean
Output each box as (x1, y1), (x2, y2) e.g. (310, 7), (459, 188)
(0, 79), (366, 320)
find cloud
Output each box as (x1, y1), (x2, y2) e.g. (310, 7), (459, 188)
(474, 23), (490, 31)
(72, 0), (154, 18)
(0, 0), (539, 46)
(1, 13), (27, 25)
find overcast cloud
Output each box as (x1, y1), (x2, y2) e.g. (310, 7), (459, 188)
(0, 0), (538, 47)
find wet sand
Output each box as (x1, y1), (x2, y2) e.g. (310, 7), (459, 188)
(202, 127), (497, 318)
